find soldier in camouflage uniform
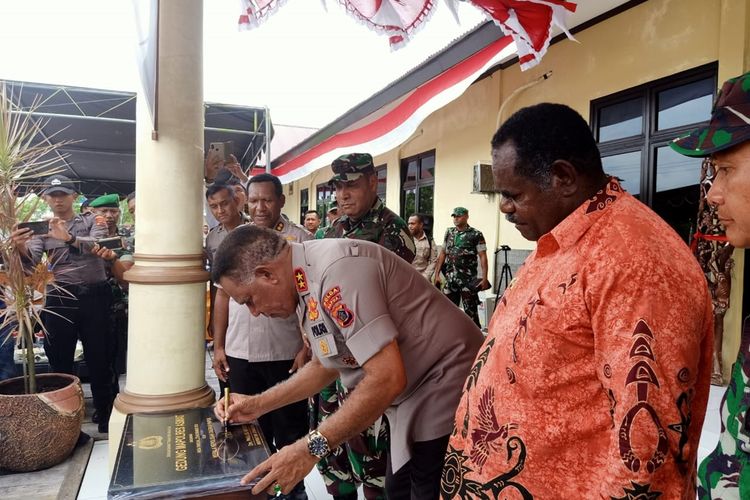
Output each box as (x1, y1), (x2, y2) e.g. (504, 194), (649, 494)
(89, 193), (135, 414)
(318, 153), (415, 500)
(670, 71), (750, 500)
(433, 207), (489, 328)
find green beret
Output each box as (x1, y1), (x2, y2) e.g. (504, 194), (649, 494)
(89, 193), (121, 208)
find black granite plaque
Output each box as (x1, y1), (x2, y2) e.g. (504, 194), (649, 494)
(108, 407), (270, 499)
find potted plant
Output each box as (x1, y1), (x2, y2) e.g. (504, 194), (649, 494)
(0, 83), (85, 472)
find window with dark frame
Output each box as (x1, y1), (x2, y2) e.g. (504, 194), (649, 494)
(315, 182), (335, 228)
(299, 188), (309, 225)
(591, 63), (717, 242)
(400, 150), (435, 220)
(375, 164), (387, 205)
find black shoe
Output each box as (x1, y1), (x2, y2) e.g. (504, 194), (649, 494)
(92, 410), (99, 423)
(98, 421), (109, 434)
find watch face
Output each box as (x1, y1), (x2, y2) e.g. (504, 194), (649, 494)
(308, 434), (329, 457)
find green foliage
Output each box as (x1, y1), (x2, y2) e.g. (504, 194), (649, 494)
(15, 194), (50, 224)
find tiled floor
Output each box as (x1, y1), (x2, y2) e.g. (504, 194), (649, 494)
(77, 349), (726, 499)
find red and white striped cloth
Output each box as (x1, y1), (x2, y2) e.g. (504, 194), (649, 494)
(470, 0), (577, 70)
(273, 35), (516, 183)
(238, 0), (577, 70)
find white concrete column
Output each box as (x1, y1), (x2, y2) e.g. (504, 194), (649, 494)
(109, 0), (213, 465)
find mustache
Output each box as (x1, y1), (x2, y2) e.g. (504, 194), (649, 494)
(505, 214), (519, 224)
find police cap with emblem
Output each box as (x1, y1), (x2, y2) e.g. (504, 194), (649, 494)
(42, 174), (77, 195)
(328, 153), (375, 185)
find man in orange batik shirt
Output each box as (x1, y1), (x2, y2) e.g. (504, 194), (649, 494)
(441, 103), (713, 499)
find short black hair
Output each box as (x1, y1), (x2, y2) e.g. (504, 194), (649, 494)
(304, 210), (320, 218)
(491, 103), (603, 185)
(247, 173), (283, 198)
(408, 213), (426, 224)
(126, 191), (135, 202)
(211, 225), (287, 285)
(205, 183), (236, 201)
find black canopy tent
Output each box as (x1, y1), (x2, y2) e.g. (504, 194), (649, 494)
(2, 80), (271, 196)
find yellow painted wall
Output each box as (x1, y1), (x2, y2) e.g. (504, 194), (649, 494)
(282, 0), (747, 372)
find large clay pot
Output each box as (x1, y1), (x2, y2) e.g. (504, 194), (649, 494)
(0, 373), (84, 472)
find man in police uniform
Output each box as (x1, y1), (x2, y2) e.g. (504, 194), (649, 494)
(434, 207), (490, 328)
(408, 213), (437, 281)
(215, 173), (312, 500)
(320, 153), (415, 499)
(212, 226), (483, 498)
(12, 175), (115, 433)
(206, 182), (250, 388)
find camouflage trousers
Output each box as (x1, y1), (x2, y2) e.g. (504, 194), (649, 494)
(314, 379), (388, 499)
(444, 285), (481, 328)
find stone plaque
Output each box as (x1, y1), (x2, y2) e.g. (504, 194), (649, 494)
(109, 407), (269, 499)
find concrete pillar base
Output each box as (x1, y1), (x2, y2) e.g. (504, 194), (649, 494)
(114, 383), (216, 414)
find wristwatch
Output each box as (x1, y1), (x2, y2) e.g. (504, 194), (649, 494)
(306, 430), (330, 459)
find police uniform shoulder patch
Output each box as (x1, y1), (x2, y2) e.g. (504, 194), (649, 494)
(307, 297), (319, 321)
(331, 302), (355, 328)
(322, 286), (342, 312)
(275, 221), (285, 232)
(341, 356), (359, 367)
(294, 267), (308, 292)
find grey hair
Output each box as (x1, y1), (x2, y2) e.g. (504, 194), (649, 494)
(211, 225), (288, 285)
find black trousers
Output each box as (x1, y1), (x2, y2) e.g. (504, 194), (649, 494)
(385, 434), (450, 500)
(226, 356), (308, 452)
(42, 282), (116, 420)
(444, 288), (481, 328)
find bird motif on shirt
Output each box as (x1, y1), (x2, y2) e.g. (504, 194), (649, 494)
(469, 387), (518, 472)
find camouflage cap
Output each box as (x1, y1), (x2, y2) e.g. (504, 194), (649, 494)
(89, 193), (120, 208)
(670, 71), (750, 157)
(328, 153), (375, 184)
(451, 207), (468, 216)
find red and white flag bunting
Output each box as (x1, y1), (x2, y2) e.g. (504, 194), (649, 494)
(238, 0), (577, 70)
(273, 36), (516, 184)
(470, 0), (577, 70)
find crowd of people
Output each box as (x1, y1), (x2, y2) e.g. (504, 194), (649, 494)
(209, 72), (750, 500)
(2, 70), (749, 499)
(4, 182), (135, 434)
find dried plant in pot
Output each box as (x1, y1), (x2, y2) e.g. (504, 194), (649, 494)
(0, 83), (84, 472)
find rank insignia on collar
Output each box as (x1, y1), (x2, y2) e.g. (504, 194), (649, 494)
(275, 221), (284, 232)
(294, 267), (308, 292)
(307, 297), (319, 321)
(331, 302), (354, 328)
